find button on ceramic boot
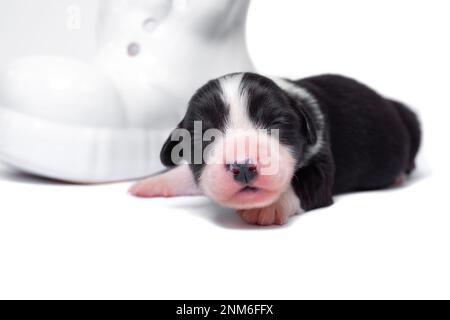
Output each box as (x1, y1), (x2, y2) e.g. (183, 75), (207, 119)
(0, 0), (254, 182)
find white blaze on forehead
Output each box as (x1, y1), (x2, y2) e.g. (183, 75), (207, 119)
(219, 73), (255, 131)
(218, 73), (261, 165)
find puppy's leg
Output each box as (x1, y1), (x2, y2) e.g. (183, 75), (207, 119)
(237, 187), (304, 226)
(293, 149), (335, 211)
(129, 165), (202, 198)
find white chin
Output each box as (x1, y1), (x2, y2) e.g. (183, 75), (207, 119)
(215, 188), (282, 210)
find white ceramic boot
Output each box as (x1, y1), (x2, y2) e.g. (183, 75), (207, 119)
(0, 0), (254, 182)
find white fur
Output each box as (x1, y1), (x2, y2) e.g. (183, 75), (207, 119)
(219, 74), (254, 131)
(271, 77), (325, 164)
(218, 73), (260, 165)
(279, 185), (305, 216)
(237, 186), (304, 225)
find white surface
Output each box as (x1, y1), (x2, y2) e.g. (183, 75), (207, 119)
(0, 0), (450, 299)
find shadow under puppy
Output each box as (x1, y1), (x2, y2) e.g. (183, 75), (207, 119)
(130, 73), (421, 226)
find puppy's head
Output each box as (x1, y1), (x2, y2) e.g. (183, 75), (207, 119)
(161, 73), (317, 209)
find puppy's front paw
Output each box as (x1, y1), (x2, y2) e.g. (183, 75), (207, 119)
(129, 166), (203, 198)
(237, 205), (290, 226)
(129, 178), (173, 198)
(237, 187), (302, 226)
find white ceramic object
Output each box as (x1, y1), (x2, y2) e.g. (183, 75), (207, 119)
(0, 0), (254, 182)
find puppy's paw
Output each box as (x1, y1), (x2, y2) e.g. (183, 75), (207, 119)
(128, 166), (203, 198)
(237, 205), (289, 226)
(237, 187), (302, 226)
(129, 178), (173, 198)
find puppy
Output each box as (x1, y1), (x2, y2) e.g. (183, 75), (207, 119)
(130, 73), (421, 226)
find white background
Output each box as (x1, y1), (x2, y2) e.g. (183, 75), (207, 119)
(0, 0), (449, 299)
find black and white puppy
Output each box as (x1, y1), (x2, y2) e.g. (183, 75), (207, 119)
(130, 73), (421, 226)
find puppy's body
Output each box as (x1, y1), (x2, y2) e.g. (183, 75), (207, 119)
(130, 73), (421, 225)
(279, 75), (421, 211)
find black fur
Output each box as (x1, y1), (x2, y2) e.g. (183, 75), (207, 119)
(295, 75), (421, 198)
(240, 73), (312, 163)
(160, 78), (228, 180)
(160, 73), (421, 211)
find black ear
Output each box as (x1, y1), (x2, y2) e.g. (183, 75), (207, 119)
(298, 104), (318, 146)
(160, 120), (185, 167)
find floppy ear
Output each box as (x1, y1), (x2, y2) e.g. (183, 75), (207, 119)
(285, 93), (318, 146)
(160, 120), (185, 167)
(298, 104), (318, 146)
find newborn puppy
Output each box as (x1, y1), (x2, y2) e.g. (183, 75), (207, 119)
(130, 73), (421, 226)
